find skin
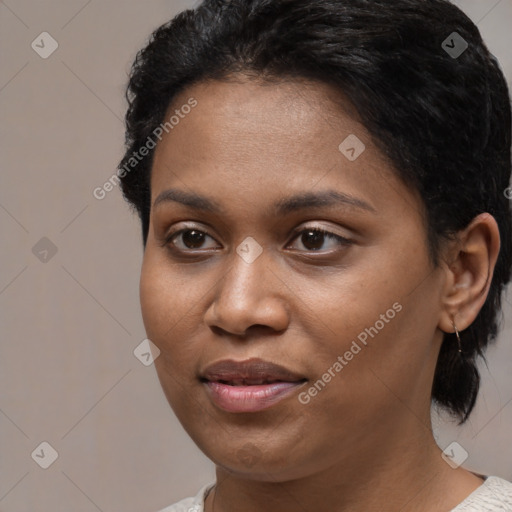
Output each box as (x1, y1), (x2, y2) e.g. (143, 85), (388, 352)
(140, 76), (500, 512)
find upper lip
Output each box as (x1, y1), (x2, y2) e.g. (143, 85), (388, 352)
(200, 358), (307, 384)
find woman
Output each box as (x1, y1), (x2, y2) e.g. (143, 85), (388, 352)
(118, 0), (512, 510)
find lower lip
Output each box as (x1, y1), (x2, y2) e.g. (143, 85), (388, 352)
(203, 381), (305, 413)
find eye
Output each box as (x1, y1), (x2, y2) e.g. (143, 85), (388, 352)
(287, 227), (352, 252)
(162, 226), (352, 254)
(163, 228), (219, 252)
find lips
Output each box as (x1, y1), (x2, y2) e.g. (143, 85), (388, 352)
(200, 358), (307, 413)
(201, 358), (306, 384)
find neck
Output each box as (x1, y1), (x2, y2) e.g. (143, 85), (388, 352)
(206, 418), (483, 512)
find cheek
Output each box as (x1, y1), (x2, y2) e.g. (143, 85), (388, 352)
(139, 252), (208, 369)
(139, 252), (193, 336)
(139, 257), (200, 407)
(139, 258), (167, 338)
(301, 246), (438, 403)
(139, 255), (190, 371)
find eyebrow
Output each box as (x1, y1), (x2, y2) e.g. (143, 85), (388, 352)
(153, 188), (376, 215)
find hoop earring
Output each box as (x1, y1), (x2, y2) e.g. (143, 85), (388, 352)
(452, 321), (462, 353)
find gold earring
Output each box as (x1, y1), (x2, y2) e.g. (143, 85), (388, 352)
(452, 321), (462, 353)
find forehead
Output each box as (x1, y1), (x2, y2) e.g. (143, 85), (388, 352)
(149, 77), (420, 222)
(160, 76), (363, 148)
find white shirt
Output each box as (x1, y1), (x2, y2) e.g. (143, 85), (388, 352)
(156, 476), (512, 512)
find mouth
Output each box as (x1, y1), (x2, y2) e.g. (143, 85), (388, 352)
(199, 358), (308, 413)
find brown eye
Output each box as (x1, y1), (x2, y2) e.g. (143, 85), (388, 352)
(162, 226), (351, 255)
(165, 229), (218, 251)
(288, 228), (351, 252)
(180, 229), (206, 249)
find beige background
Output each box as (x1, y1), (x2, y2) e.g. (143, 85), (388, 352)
(0, 1), (511, 511)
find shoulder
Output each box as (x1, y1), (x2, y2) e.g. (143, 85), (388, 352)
(451, 476), (512, 511)
(154, 483), (215, 512)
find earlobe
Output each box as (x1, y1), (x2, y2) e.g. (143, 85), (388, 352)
(438, 213), (501, 335)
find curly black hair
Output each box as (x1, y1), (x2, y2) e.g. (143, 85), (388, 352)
(118, 0), (512, 424)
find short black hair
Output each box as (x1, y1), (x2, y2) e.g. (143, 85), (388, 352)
(118, 0), (512, 424)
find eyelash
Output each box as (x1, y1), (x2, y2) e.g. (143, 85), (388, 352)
(161, 226), (352, 255)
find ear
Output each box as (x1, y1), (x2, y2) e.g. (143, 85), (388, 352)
(438, 213), (501, 334)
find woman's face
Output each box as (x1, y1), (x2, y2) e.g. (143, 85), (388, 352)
(140, 77), (446, 480)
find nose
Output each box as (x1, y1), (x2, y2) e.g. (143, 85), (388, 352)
(203, 247), (290, 338)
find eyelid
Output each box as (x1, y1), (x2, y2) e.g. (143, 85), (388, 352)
(288, 223), (352, 242)
(160, 221), (353, 254)
(159, 223), (218, 249)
